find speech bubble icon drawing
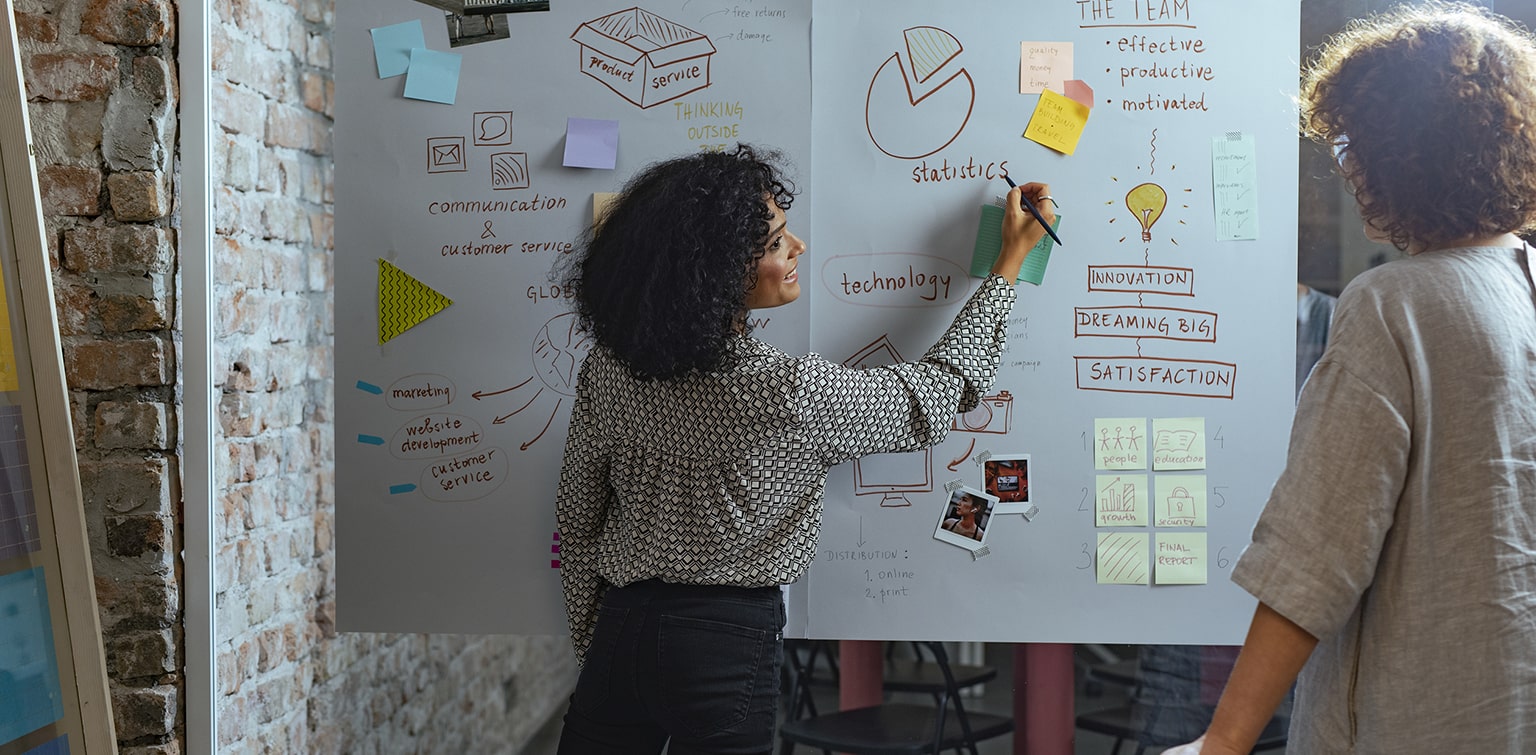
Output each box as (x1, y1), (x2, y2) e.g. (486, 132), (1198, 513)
(474, 111), (514, 145)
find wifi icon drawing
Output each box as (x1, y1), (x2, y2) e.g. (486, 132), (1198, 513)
(491, 152), (531, 190)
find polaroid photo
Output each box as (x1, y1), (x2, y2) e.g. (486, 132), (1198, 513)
(932, 485), (1000, 552)
(982, 453), (1032, 515)
(431, 0), (552, 49)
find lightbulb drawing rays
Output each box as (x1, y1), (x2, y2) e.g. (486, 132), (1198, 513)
(1109, 130), (1192, 248)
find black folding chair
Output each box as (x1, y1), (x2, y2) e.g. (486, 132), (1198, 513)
(779, 641), (1012, 755)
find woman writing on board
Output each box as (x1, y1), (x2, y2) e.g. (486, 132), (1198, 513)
(1171, 5), (1536, 753)
(553, 144), (1053, 754)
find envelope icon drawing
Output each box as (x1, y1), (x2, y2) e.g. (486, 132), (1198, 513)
(432, 143), (461, 165)
(427, 138), (467, 174)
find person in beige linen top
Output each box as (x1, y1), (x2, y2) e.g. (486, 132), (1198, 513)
(1171, 4), (1536, 753)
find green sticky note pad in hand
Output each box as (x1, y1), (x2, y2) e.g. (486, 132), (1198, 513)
(970, 202), (1061, 285)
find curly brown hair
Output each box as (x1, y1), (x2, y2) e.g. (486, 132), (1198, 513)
(556, 144), (798, 380)
(1300, 2), (1536, 251)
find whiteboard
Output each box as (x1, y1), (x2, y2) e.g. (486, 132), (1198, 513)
(335, 0), (813, 634)
(335, 0), (1299, 643)
(793, 1), (1298, 644)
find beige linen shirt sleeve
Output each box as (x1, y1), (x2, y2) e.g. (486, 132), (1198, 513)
(1231, 293), (1412, 640)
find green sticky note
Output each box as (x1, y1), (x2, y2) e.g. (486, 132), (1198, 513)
(1094, 417), (1147, 470)
(1096, 532), (1149, 585)
(1155, 533), (1208, 585)
(1155, 475), (1208, 527)
(970, 204), (1005, 277)
(1095, 474), (1148, 527)
(970, 203), (1061, 285)
(1152, 416), (1207, 471)
(1019, 220), (1058, 285)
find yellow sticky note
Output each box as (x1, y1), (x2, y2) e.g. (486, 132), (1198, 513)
(1155, 475), (1207, 527)
(1094, 417), (1147, 470)
(1095, 474), (1147, 527)
(1097, 532), (1149, 585)
(0, 279), (18, 391)
(1155, 533), (1208, 584)
(1152, 417), (1206, 470)
(593, 192), (619, 227)
(1023, 89), (1090, 155)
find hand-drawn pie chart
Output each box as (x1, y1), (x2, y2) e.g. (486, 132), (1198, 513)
(865, 26), (975, 160)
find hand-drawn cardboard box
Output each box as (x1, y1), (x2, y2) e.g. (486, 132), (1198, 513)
(571, 8), (716, 109)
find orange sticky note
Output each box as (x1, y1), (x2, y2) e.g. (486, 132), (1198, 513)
(1023, 89), (1090, 155)
(593, 192), (619, 226)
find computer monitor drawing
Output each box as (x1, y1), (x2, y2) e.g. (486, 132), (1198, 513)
(843, 335), (935, 507)
(853, 448), (933, 507)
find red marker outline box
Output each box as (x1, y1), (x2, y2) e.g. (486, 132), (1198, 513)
(572, 8), (716, 109)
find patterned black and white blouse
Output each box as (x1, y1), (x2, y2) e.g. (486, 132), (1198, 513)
(555, 274), (1018, 662)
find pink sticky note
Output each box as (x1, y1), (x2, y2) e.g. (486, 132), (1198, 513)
(1064, 79), (1095, 109)
(1020, 42), (1073, 94)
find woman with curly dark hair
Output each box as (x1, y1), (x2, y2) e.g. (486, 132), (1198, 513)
(554, 144), (1053, 754)
(1170, 4), (1536, 753)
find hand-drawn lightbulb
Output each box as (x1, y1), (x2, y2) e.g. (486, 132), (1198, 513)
(1125, 182), (1168, 242)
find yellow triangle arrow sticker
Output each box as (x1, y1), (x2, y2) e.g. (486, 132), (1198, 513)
(378, 259), (453, 344)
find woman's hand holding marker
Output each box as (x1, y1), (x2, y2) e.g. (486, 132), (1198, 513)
(992, 180), (1055, 283)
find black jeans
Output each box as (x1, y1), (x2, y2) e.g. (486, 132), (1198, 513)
(557, 579), (786, 755)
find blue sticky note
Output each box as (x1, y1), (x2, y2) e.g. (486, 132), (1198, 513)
(0, 568), (65, 743)
(370, 20), (425, 79)
(24, 735), (69, 755)
(403, 48), (463, 105)
(563, 118), (620, 170)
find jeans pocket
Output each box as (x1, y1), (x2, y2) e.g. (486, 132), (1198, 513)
(656, 614), (772, 740)
(569, 605), (628, 717)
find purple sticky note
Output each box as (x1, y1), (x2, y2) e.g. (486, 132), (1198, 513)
(564, 117), (620, 170)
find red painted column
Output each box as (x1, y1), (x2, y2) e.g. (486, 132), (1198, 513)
(838, 640), (884, 710)
(1015, 643), (1075, 754)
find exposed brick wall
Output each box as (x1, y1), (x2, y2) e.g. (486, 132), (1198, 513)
(18, 0), (181, 750)
(209, 0), (575, 753)
(21, 0), (574, 750)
